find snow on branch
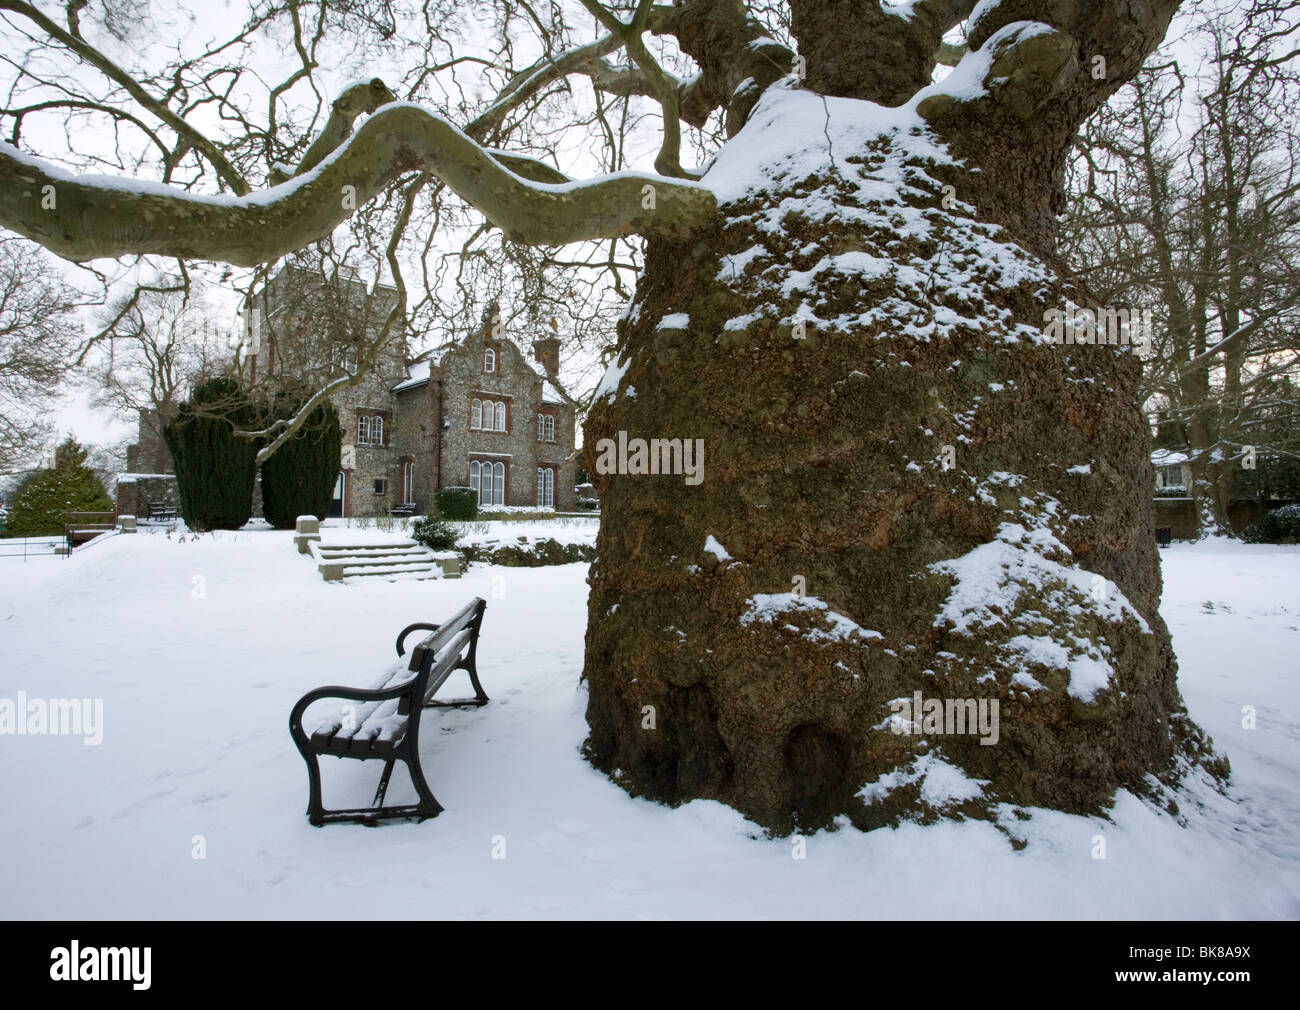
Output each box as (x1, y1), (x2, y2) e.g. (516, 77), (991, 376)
(0, 103), (717, 267)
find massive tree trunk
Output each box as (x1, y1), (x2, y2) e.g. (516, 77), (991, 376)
(581, 0), (1226, 834)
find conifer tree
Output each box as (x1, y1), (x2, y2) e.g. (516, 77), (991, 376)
(164, 377), (260, 531)
(5, 438), (113, 537)
(260, 399), (342, 529)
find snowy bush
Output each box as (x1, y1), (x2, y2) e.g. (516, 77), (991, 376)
(260, 400), (341, 529)
(411, 515), (460, 551)
(164, 376), (259, 531)
(1243, 503), (1300, 544)
(435, 486), (477, 521)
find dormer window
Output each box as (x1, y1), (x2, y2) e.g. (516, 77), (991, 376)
(484, 348), (496, 373)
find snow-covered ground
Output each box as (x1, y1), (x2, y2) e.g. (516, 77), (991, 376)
(0, 529), (1296, 919)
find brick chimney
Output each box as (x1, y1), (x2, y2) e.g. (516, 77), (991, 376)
(532, 332), (561, 379)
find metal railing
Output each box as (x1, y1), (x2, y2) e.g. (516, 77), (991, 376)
(0, 535), (64, 560)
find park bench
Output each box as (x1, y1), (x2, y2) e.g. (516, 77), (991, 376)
(64, 510), (116, 553)
(288, 597), (489, 826)
(389, 503), (416, 517)
(146, 500), (178, 521)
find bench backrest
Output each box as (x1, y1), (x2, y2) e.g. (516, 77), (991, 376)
(402, 597), (486, 710)
(406, 597), (483, 673)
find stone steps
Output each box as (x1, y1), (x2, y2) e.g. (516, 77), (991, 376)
(307, 538), (462, 582)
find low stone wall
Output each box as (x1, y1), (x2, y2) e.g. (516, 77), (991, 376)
(115, 474), (179, 518)
(1152, 496), (1294, 540)
(116, 473), (268, 521)
(460, 537), (595, 567)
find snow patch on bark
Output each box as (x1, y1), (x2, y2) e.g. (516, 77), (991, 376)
(699, 85), (1056, 346)
(857, 753), (989, 808)
(593, 350), (632, 403)
(703, 534), (733, 561)
(929, 522), (1152, 702)
(740, 592), (883, 643)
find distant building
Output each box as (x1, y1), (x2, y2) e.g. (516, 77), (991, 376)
(127, 267), (579, 518)
(1150, 447), (1296, 539)
(392, 308), (576, 514)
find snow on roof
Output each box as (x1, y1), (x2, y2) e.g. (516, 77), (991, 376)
(1151, 449), (1189, 467)
(541, 378), (564, 404)
(391, 344), (455, 392)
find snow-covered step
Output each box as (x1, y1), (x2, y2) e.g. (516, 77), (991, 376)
(316, 544), (431, 559)
(339, 561), (441, 579)
(307, 537), (460, 582)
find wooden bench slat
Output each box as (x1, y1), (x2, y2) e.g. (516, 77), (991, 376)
(309, 627), (474, 752)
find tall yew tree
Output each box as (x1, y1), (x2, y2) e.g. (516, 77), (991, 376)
(260, 399), (342, 529)
(164, 377), (260, 532)
(0, 0), (1228, 832)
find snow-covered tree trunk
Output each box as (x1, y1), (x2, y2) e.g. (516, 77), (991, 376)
(581, 2), (1225, 833)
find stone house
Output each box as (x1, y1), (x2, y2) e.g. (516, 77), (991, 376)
(123, 268), (577, 517)
(392, 309), (577, 514)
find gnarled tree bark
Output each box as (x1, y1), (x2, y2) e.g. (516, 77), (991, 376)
(580, 0), (1225, 833)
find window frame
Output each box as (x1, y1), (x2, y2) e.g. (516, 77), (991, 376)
(536, 466), (554, 508)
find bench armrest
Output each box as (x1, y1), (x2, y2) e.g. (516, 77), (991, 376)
(288, 676), (424, 746)
(396, 622), (441, 657)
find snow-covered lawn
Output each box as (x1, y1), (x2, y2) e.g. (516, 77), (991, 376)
(0, 530), (1296, 919)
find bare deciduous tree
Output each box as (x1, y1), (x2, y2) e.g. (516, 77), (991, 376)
(0, 237), (82, 472)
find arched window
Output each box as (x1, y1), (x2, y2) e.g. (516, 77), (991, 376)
(371, 415), (384, 446)
(469, 461), (481, 501)
(494, 402), (506, 432)
(357, 415), (370, 445)
(471, 398), (482, 430)
(545, 415), (554, 442)
(493, 462), (505, 505)
(484, 348), (495, 372)
(537, 467), (554, 507)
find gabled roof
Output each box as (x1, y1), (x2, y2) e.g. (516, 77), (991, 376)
(391, 344), (456, 392)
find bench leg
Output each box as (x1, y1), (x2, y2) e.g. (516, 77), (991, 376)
(466, 665), (490, 705)
(299, 749), (327, 827)
(404, 754), (445, 821)
(372, 758), (396, 808)
(425, 662), (490, 709)
(294, 749), (443, 826)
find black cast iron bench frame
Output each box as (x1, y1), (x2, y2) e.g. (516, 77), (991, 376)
(288, 597), (489, 826)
